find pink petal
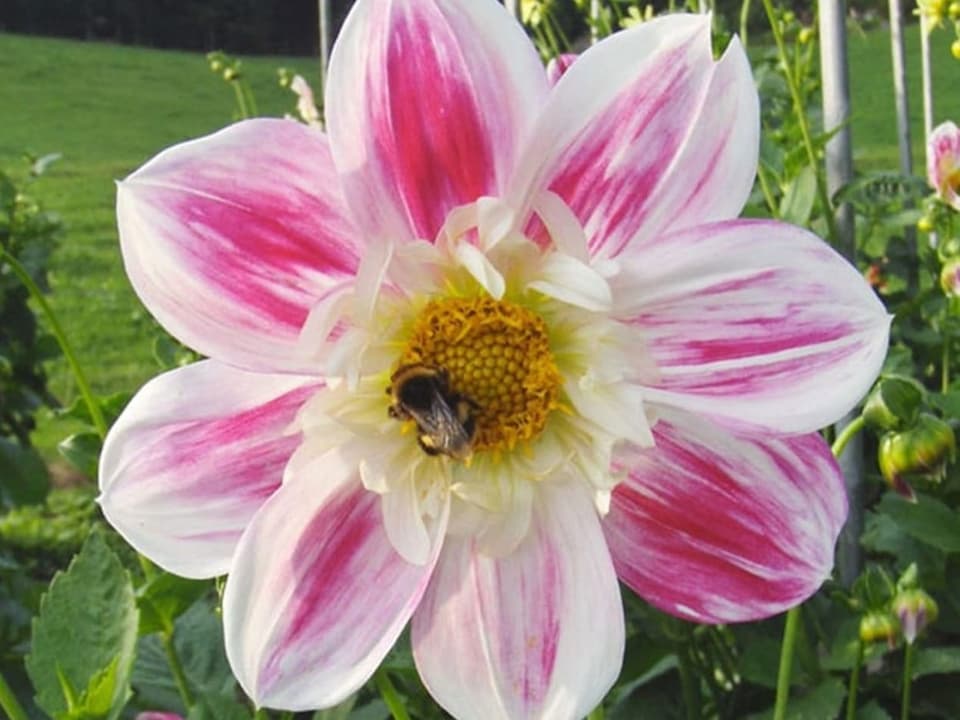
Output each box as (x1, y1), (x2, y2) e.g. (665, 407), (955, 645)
(604, 409), (848, 623)
(511, 14), (749, 257)
(98, 360), (319, 579)
(617, 219), (890, 434)
(223, 453), (446, 711)
(325, 0), (548, 243)
(117, 119), (360, 373)
(412, 481), (623, 720)
(545, 53), (577, 86)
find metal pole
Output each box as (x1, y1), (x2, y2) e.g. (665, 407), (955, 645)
(889, 0), (914, 176)
(319, 0), (331, 96)
(920, 15), (935, 143)
(819, 0), (862, 586)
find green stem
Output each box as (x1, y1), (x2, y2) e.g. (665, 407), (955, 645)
(0, 249), (107, 438)
(757, 164), (779, 216)
(162, 629), (195, 710)
(942, 339), (950, 393)
(760, 0), (840, 247)
(739, 0), (752, 48)
(831, 415), (865, 458)
(845, 639), (864, 720)
(232, 81), (250, 119)
(773, 606), (802, 720)
(374, 668), (411, 720)
(253, 708), (269, 720)
(0, 671), (29, 720)
(901, 641), (916, 720)
(677, 647), (702, 720)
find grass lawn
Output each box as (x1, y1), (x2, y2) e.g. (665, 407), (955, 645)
(1, 22), (959, 455)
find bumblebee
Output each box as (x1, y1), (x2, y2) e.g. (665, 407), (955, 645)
(387, 364), (479, 460)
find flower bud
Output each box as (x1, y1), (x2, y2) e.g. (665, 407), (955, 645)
(798, 27), (814, 44)
(209, 59), (223, 73)
(918, 216), (935, 233)
(859, 611), (899, 648)
(942, 258), (960, 296)
(223, 67), (240, 82)
(878, 414), (955, 498)
(938, 235), (960, 262)
(894, 588), (939, 644)
(952, 39), (960, 60)
(950, 0), (960, 19)
(928, 121), (960, 211)
(863, 377), (922, 431)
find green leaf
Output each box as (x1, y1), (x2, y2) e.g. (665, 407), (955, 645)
(0, 437), (49, 507)
(876, 492), (960, 553)
(136, 572), (210, 636)
(310, 694), (356, 720)
(57, 432), (102, 479)
(185, 692), (252, 720)
(856, 700), (893, 719)
(26, 531), (138, 720)
(747, 678), (846, 720)
(912, 646), (960, 678)
(131, 600), (234, 714)
(779, 165), (817, 225)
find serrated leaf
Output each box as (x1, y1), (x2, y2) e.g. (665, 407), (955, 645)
(912, 646), (960, 678)
(26, 531), (138, 720)
(877, 492), (960, 553)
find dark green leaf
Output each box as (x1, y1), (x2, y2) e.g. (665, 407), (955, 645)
(856, 700), (893, 719)
(185, 692), (252, 720)
(912, 646), (960, 678)
(747, 678), (846, 720)
(26, 531), (138, 720)
(876, 492), (960, 553)
(57, 432), (102, 479)
(0, 437), (49, 506)
(137, 572), (210, 636)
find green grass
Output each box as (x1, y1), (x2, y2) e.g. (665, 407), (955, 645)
(0, 23), (959, 455)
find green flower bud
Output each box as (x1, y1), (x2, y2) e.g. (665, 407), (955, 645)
(859, 611), (899, 647)
(918, 216), (935, 233)
(950, 0), (960, 19)
(223, 67), (240, 82)
(893, 588), (939, 643)
(798, 27), (814, 44)
(863, 377), (922, 431)
(209, 59), (224, 73)
(952, 39), (960, 61)
(937, 236), (960, 262)
(878, 414), (955, 497)
(941, 259), (960, 296)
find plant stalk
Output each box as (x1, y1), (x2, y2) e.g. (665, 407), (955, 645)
(0, 672), (29, 720)
(0, 249), (107, 438)
(374, 668), (411, 720)
(162, 629), (195, 710)
(901, 641), (916, 720)
(832, 415), (865, 458)
(773, 606), (802, 720)
(845, 639), (864, 720)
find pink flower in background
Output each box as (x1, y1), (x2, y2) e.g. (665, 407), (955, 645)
(99, 0), (889, 716)
(928, 120), (960, 210)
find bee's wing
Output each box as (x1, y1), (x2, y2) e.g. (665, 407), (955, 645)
(416, 397), (471, 451)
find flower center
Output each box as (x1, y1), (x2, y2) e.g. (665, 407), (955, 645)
(391, 296), (561, 457)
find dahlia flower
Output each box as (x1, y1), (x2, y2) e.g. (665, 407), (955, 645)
(100, 1), (889, 716)
(928, 120), (960, 211)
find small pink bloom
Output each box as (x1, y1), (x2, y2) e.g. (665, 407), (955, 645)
(545, 53), (577, 85)
(100, 1), (890, 716)
(135, 713), (183, 720)
(928, 120), (960, 210)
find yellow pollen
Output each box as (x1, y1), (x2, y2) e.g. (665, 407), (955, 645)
(395, 296), (561, 455)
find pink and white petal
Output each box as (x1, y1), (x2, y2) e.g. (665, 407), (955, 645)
(617, 220), (890, 434)
(622, 36), (759, 253)
(325, 0), (548, 243)
(98, 360), (320, 579)
(117, 119), (360, 373)
(508, 14), (715, 257)
(604, 409), (847, 624)
(413, 480), (623, 720)
(224, 452), (446, 711)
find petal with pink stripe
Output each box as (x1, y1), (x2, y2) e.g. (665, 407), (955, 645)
(603, 409), (847, 623)
(616, 219), (890, 434)
(98, 360), (320, 579)
(224, 452), (446, 711)
(509, 14), (716, 257)
(412, 480), (623, 720)
(325, 0), (548, 243)
(117, 119), (360, 373)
